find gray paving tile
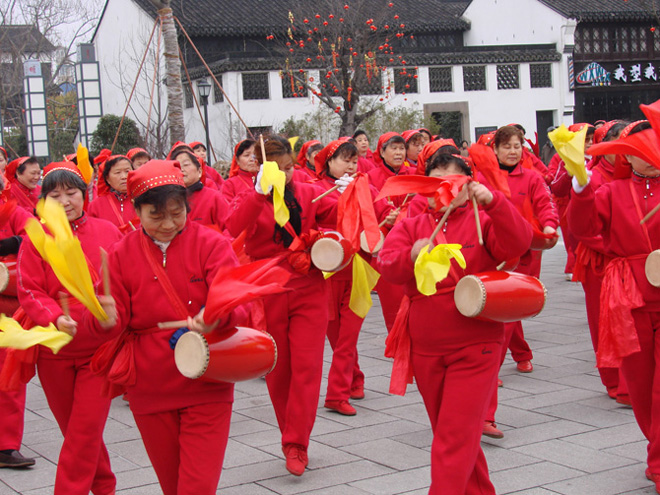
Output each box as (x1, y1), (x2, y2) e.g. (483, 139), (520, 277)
(543, 464), (651, 494)
(490, 461), (583, 493)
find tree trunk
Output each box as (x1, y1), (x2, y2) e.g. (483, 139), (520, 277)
(338, 94), (360, 137)
(151, 0), (185, 146)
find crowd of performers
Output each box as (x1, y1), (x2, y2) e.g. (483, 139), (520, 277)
(0, 98), (660, 495)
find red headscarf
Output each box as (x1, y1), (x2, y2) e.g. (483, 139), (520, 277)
(97, 155), (130, 196)
(296, 140), (322, 170)
(43, 161), (85, 182)
(374, 132), (402, 167)
(568, 123), (593, 133)
(230, 140), (255, 178)
(314, 138), (351, 177)
(188, 141), (205, 150)
(477, 131), (496, 147)
(416, 139), (458, 175)
(401, 129), (422, 144)
(167, 141), (193, 160)
(126, 147), (150, 161)
(5, 157), (31, 181)
(94, 149), (112, 167)
(594, 120), (618, 144)
(127, 160), (185, 200)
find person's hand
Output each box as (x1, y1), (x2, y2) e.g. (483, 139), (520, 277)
(255, 165), (272, 195)
(542, 226), (559, 249)
(56, 315), (77, 336)
(187, 308), (218, 335)
(571, 171), (591, 194)
(98, 295), (118, 330)
(468, 182), (494, 206)
(411, 239), (430, 262)
(334, 174), (354, 194)
(384, 209), (399, 226)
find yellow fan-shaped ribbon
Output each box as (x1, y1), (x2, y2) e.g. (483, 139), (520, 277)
(548, 124), (589, 187)
(260, 160), (290, 227)
(26, 198), (108, 321)
(76, 143), (93, 184)
(288, 136), (300, 151)
(0, 314), (72, 353)
(414, 243), (466, 296)
(349, 255), (380, 318)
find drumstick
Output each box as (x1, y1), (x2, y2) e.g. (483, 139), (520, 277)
(378, 194), (414, 227)
(100, 248), (111, 296)
(472, 197), (484, 246)
(496, 261), (507, 271)
(158, 320), (188, 330)
(641, 202), (660, 224)
(428, 204), (455, 249)
(311, 173), (359, 203)
(259, 134), (267, 165)
(59, 292), (69, 318)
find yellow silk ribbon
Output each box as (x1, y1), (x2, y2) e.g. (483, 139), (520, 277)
(25, 198), (108, 321)
(548, 124), (589, 186)
(0, 314), (72, 353)
(288, 136), (300, 151)
(76, 143), (94, 184)
(414, 243), (466, 296)
(349, 255), (380, 318)
(260, 160), (289, 227)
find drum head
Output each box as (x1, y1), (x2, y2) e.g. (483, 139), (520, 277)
(454, 275), (486, 318)
(0, 263), (9, 293)
(359, 230), (384, 254)
(646, 251), (660, 288)
(174, 331), (209, 379)
(311, 238), (345, 272)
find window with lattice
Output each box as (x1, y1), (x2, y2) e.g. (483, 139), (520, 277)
(429, 67), (453, 92)
(282, 72), (308, 98)
(394, 67), (418, 94)
(463, 65), (486, 91)
(497, 64), (519, 90)
(184, 84), (193, 108)
(213, 78), (224, 103)
(242, 72), (270, 100)
(530, 64), (552, 88)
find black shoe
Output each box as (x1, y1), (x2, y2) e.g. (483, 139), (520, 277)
(0, 450), (36, 468)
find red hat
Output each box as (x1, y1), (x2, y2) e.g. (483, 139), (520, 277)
(43, 161), (85, 182)
(167, 141), (193, 160)
(229, 139), (256, 178)
(126, 148), (150, 161)
(296, 140), (322, 170)
(375, 132), (402, 167)
(401, 129), (422, 144)
(127, 160), (185, 200)
(416, 139), (458, 175)
(568, 123), (593, 133)
(94, 149), (112, 166)
(593, 120), (618, 144)
(5, 157), (31, 180)
(188, 141), (205, 150)
(314, 138), (351, 177)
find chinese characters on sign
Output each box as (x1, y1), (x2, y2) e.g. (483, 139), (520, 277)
(576, 61), (660, 87)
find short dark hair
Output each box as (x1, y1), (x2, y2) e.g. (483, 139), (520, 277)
(627, 121), (652, 136)
(17, 157), (39, 175)
(40, 169), (87, 198)
(426, 153), (472, 177)
(133, 184), (190, 214)
(255, 135), (292, 163)
(236, 139), (256, 157)
(604, 122), (628, 141)
(192, 143), (206, 152)
(333, 142), (358, 161)
(102, 156), (132, 184)
(308, 143), (324, 156)
(494, 126), (525, 148)
(172, 150), (201, 170)
(353, 129), (368, 140)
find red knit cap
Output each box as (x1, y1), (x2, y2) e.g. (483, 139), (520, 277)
(5, 157), (31, 180)
(314, 138), (350, 177)
(127, 160), (184, 200)
(43, 161), (85, 181)
(126, 147), (150, 161)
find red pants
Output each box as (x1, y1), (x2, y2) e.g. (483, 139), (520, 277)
(0, 349), (25, 451)
(133, 402), (232, 495)
(326, 278), (365, 401)
(37, 357), (115, 495)
(581, 267), (628, 394)
(557, 201), (576, 274)
(264, 276), (328, 448)
(621, 311), (660, 473)
(413, 342), (499, 495)
(375, 277), (405, 332)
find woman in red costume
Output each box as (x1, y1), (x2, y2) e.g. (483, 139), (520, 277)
(353, 130), (376, 173)
(88, 155), (138, 233)
(90, 160), (246, 495)
(477, 125), (558, 438)
(126, 147), (151, 169)
(222, 139), (258, 202)
(402, 130), (425, 170)
(568, 103), (660, 493)
(189, 140), (224, 189)
(293, 139), (323, 182)
(17, 162), (122, 494)
(378, 153), (531, 495)
(6, 156), (41, 212)
(227, 135), (336, 477)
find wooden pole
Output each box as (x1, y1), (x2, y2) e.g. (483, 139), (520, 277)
(428, 204), (455, 249)
(311, 173), (358, 203)
(100, 248), (111, 296)
(641, 202), (660, 225)
(472, 197), (484, 246)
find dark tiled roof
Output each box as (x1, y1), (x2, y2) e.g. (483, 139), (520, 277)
(132, 0), (470, 36)
(188, 44), (561, 78)
(0, 25), (55, 54)
(538, 0), (657, 22)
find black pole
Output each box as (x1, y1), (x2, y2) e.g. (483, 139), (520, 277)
(202, 97), (210, 159)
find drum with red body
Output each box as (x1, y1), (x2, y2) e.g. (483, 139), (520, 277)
(645, 250), (660, 287)
(359, 230), (385, 254)
(0, 256), (17, 297)
(454, 271), (546, 323)
(174, 327), (277, 383)
(310, 230), (354, 272)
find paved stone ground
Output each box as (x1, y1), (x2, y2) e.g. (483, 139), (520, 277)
(0, 245), (657, 494)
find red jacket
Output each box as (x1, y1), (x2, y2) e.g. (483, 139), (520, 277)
(222, 169), (256, 202)
(377, 191), (532, 350)
(367, 162), (416, 207)
(9, 181), (40, 213)
(188, 183), (229, 230)
(0, 203), (31, 238)
(568, 176), (660, 307)
(91, 221), (245, 414)
(292, 166), (317, 183)
(17, 215), (123, 358)
(88, 193), (137, 232)
(204, 164), (224, 190)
